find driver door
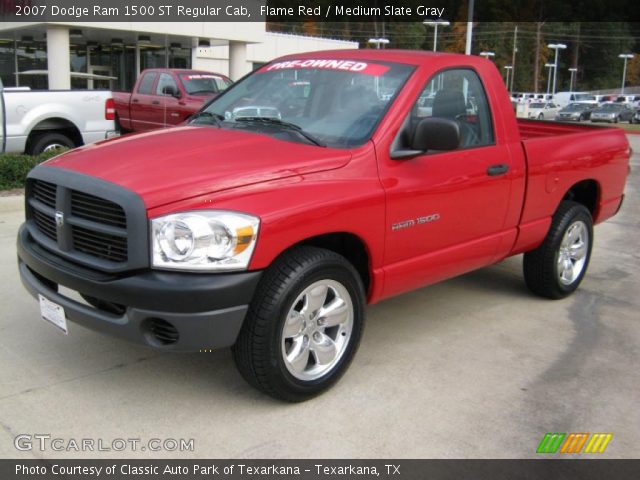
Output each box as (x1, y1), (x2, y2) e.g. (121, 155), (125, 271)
(378, 68), (514, 297)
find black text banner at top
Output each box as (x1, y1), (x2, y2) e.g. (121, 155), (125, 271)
(2, 0), (639, 22)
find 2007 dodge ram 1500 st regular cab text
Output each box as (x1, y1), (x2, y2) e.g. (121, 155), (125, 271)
(17, 50), (630, 401)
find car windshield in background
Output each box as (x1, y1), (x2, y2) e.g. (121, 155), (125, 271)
(563, 103), (585, 111)
(599, 104), (623, 111)
(530, 103), (546, 108)
(180, 74), (232, 95)
(193, 59), (415, 148)
(573, 94), (596, 102)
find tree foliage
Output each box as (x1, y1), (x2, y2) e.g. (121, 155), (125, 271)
(268, 19), (640, 92)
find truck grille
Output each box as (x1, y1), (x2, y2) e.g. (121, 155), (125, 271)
(72, 225), (128, 262)
(32, 179), (57, 208)
(28, 179), (129, 265)
(33, 209), (57, 241)
(71, 190), (127, 228)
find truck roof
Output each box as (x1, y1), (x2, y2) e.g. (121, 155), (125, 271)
(141, 68), (229, 77)
(272, 49), (489, 68)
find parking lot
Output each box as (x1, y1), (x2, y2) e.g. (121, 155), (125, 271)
(0, 135), (638, 459)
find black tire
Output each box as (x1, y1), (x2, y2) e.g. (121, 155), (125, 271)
(538, 113), (544, 120)
(29, 132), (75, 155)
(523, 201), (593, 299)
(233, 246), (365, 402)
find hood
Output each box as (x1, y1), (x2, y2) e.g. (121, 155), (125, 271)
(45, 126), (351, 209)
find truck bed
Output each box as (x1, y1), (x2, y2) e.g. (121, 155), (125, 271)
(517, 118), (615, 140)
(516, 118), (629, 234)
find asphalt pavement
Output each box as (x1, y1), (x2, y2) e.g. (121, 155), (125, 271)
(0, 136), (638, 459)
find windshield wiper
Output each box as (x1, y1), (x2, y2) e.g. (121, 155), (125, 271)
(189, 111), (223, 127)
(235, 117), (326, 147)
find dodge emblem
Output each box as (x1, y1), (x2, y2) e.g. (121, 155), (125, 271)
(55, 211), (64, 227)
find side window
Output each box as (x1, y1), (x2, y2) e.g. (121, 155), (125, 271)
(412, 69), (494, 148)
(137, 72), (157, 95)
(156, 73), (178, 96)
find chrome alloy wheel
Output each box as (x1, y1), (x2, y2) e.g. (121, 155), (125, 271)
(557, 220), (589, 286)
(43, 143), (66, 152)
(281, 279), (353, 381)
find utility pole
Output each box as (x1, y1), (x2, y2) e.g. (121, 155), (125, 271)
(533, 22), (543, 93)
(510, 25), (518, 93)
(465, 0), (474, 55)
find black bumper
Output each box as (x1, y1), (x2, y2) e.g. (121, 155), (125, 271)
(17, 224), (262, 351)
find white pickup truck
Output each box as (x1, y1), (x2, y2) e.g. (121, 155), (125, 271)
(0, 82), (118, 155)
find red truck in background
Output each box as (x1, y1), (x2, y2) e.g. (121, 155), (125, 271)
(113, 68), (232, 132)
(18, 50), (630, 402)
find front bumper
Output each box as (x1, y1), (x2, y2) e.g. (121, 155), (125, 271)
(17, 224), (262, 351)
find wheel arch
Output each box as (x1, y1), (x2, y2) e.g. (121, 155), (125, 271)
(561, 179), (600, 218)
(26, 117), (83, 153)
(286, 232), (372, 295)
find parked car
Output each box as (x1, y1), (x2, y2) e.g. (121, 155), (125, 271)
(590, 103), (635, 123)
(0, 80), (117, 154)
(555, 102), (596, 122)
(17, 50), (630, 401)
(113, 69), (232, 132)
(632, 109), (640, 124)
(527, 102), (560, 120)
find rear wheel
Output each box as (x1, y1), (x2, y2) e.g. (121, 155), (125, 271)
(233, 246), (365, 402)
(523, 201), (593, 299)
(28, 132), (75, 155)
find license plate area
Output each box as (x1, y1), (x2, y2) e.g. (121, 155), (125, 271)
(38, 294), (68, 334)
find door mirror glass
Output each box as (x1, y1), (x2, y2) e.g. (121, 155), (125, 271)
(412, 117), (460, 152)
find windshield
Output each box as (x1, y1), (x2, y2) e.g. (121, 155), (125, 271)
(573, 94), (595, 102)
(600, 104), (622, 111)
(530, 103), (546, 108)
(180, 74), (232, 95)
(194, 59), (415, 148)
(563, 103), (585, 111)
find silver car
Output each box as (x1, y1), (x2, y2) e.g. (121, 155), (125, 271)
(590, 103), (635, 123)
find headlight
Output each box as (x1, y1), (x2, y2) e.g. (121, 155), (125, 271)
(151, 211), (259, 271)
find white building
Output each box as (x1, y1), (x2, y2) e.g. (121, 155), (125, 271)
(0, 22), (358, 90)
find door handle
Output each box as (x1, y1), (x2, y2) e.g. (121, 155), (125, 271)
(487, 164), (509, 176)
(132, 98), (139, 103)
(151, 100), (160, 105)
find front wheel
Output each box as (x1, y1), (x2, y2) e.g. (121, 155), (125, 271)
(233, 246), (365, 402)
(523, 201), (593, 299)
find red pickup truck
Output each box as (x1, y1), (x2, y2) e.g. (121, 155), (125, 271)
(18, 50), (630, 401)
(113, 68), (232, 132)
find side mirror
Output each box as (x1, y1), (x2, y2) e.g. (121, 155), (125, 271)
(413, 117), (460, 150)
(391, 117), (460, 159)
(162, 85), (179, 97)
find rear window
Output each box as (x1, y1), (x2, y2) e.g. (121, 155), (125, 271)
(137, 72), (157, 94)
(180, 74), (232, 95)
